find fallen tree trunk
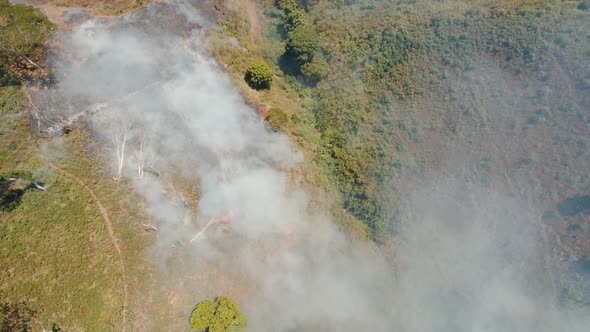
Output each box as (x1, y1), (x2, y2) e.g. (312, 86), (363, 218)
(188, 217), (216, 244)
(41, 81), (163, 135)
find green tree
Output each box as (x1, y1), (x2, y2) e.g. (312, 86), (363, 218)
(245, 60), (273, 90)
(278, 0), (307, 32)
(301, 53), (328, 82)
(190, 296), (247, 332)
(285, 25), (319, 65)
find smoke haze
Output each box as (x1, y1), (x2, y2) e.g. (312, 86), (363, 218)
(35, 0), (589, 331)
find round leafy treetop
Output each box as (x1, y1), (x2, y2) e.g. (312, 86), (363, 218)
(190, 296), (247, 332)
(245, 60), (273, 90)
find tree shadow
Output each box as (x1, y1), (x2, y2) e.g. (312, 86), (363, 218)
(542, 194), (590, 223)
(0, 65), (20, 87)
(278, 52), (300, 77)
(0, 177), (45, 212)
(557, 194), (590, 218)
(0, 180), (25, 212)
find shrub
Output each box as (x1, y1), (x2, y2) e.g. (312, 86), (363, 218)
(278, 0), (308, 32)
(285, 25), (319, 65)
(266, 107), (289, 131)
(245, 60), (273, 90)
(0, 65), (18, 87)
(301, 53), (328, 82)
(190, 296), (246, 332)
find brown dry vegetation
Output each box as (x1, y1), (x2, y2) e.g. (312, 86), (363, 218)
(17, 0), (155, 16)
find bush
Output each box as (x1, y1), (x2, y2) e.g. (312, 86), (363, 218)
(278, 0), (308, 32)
(244, 60), (273, 90)
(301, 53), (328, 82)
(285, 25), (319, 65)
(0, 65), (18, 87)
(190, 296), (246, 332)
(266, 107), (289, 131)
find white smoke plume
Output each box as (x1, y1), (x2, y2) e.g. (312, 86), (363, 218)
(37, 0), (589, 331)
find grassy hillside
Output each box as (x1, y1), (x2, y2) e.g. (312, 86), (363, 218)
(0, 2), (152, 329)
(0, 85), (152, 330)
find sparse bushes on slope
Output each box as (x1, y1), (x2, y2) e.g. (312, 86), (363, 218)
(245, 60), (273, 90)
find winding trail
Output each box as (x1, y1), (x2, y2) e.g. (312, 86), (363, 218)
(45, 160), (129, 332)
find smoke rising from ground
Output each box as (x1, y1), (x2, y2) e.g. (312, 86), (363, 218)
(40, 1), (589, 331)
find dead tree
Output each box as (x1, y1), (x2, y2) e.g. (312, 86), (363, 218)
(112, 120), (134, 181)
(135, 130), (148, 178)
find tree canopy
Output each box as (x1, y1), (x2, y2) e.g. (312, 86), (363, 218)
(245, 60), (273, 90)
(190, 296), (247, 332)
(285, 25), (319, 65)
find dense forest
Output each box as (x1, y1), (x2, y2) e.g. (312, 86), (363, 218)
(264, 0), (590, 242)
(214, 0), (590, 309)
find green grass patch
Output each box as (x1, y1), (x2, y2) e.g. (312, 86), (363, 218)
(0, 85), (151, 330)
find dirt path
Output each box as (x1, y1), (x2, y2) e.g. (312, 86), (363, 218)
(46, 160), (129, 332)
(240, 0), (261, 41)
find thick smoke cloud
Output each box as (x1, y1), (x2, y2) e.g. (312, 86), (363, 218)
(40, 1), (589, 331)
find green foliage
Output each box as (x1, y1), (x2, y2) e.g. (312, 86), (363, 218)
(301, 53), (328, 82)
(264, 0), (590, 243)
(0, 0), (54, 82)
(286, 25), (319, 65)
(0, 0), (54, 57)
(190, 300), (216, 332)
(0, 65), (18, 87)
(267, 107), (289, 131)
(369, 26), (419, 81)
(245, 60), (273, 90)
(190, 296), (246, 332)
(278, 0), (308, 32)
(0, 86), (149, 330)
